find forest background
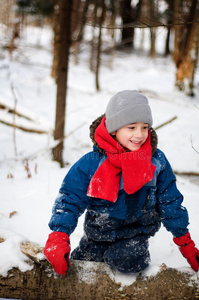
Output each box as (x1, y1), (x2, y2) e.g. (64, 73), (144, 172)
(1, 0), (198, 165)
(1, 1), (199, 299)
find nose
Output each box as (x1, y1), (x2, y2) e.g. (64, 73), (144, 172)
(134, 128), (144, 139)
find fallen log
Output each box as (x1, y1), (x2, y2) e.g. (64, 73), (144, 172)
(0, 241), (199, 300)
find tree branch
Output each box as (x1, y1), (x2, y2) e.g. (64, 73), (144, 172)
(0, 118), (49, 134)
(154, 116), (177, 130)
(174, 170), (199, 176)
(84, 18), (199, 30)
(191, 135), (199, 155)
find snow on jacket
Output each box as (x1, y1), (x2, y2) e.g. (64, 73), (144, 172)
(48, 115), (189, 242)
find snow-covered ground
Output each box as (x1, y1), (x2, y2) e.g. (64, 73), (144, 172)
(0, 25), (199, 287)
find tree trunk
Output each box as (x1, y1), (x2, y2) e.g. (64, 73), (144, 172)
(51, 3), (60, 79)
(71, 0), (81, 34)
(149, 27), (156, 57)
(174, 0), (199, 95)
(95, 0), (106, 91)
(9, 9), (21, 56)
(164, 27), (171, 56)
(164, 0), (174, 56)
(173, 0), (181, 64)
(148, 0), (158, 57)
(107, 0), (119, 69)
(52, 0), (72, 166)
(52, 0), (80, 78)
(90, 0), (98, 72)
(73, 0), (89, 65)
(120, 0), (135, 48)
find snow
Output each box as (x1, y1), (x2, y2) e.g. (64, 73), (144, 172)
(1, 25), (199, 288)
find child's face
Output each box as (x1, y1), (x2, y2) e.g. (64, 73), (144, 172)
(111, 122), (149, 151)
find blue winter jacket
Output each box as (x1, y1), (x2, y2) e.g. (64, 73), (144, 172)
(49, 140), (189, 242)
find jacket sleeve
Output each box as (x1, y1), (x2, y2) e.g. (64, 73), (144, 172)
(156, 151), (189, 237)
(48, 152), (98, 235)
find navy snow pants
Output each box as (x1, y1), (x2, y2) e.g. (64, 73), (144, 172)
(71, 235), (150, 273)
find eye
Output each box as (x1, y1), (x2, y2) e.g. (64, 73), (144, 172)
(128, 126), (135, 130)
(143, 126), (149, 130)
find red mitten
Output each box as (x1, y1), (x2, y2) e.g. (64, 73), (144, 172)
(173, 232), (199, 272)
(44, 232), (70, 275)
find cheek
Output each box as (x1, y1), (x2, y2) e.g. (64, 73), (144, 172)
(116, 131), (125, 141)
(144, 132), (149, 141)
(141, 132), (148, 144)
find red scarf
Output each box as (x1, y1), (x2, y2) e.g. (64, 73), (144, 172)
(87, 117), (156, 202)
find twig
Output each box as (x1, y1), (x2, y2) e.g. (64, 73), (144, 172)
(191, 135), (199, 155)
(10, 81), (17, 157)
(0, 102), (36, 121)
(0, 118), (49, 134)
(174, 171), (199, 177)
(154, 116), (177, 130)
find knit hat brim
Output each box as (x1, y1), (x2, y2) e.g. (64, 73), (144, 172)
(105, 90), (153, 133)
(106, 103), (152, 133)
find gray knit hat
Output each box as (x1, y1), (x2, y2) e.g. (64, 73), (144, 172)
(105, 90), (153, 133)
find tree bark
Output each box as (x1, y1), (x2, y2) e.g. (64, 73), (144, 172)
(51, 3), (60, 79)
(95, 0), (106, 91)
(120, 0), (135, 48)
(52, 0), (80, 78)
(173, 0), (181, 63)
(174, 0), (199, 95)
(73, 0), (90, 65)
(148, 0), (158, 57)
(164, 0), (174, 56)
(107, 0), (119, 69)
(71, 0), (81, 34)
(90, 0), (98, 72)
(52, 0), (72, 166)
(165, 26), (171, 56)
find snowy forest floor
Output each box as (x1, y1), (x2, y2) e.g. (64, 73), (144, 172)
(1, 25), (199, 299)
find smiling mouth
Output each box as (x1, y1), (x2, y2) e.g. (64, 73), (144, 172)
(130, 140), (142, 144)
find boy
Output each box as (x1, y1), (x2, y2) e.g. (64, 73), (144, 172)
(44, 90), (199, 275)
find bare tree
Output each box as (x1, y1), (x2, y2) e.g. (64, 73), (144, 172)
(95, 0), (106, 91)
(51, 2), (60, 79)
(163, 0), (174, 56)
(51, 0), (80, 78)
(148, 0), (159, 57)
(120, 0), (135, 48)
(52, 0), (73, 166)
